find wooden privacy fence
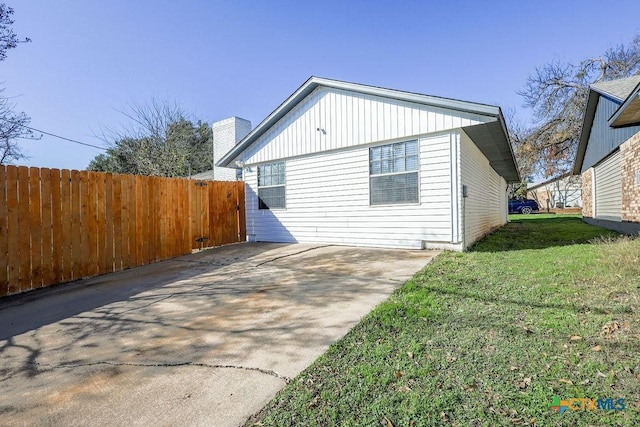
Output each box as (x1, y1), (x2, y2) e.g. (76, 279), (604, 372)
(0, 165), (246, 297)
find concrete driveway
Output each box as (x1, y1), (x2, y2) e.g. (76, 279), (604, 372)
(0, 243), (438, 426)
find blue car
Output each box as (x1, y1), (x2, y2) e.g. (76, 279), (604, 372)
(508, 198), (539, 214)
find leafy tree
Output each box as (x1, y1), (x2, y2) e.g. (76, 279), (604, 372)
(0, 3), (33, 164)
(88, 100), (213, 177)
(517, 34), (640, 179)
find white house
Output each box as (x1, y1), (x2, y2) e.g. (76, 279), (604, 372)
(218, 77), (520, 250)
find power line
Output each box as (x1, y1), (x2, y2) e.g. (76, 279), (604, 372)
(20, 124), (108, 151)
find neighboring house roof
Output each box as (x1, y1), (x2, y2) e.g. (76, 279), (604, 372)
(218, 76), (520, 182)
(190, 170), (215, 180)
(527, 172), (572, 191)
(573, 75), (640, 174)
(590, 75), (640, 101)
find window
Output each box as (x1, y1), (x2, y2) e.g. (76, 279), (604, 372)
(258, 161), (285, 209)
(369, 140), (419, 205)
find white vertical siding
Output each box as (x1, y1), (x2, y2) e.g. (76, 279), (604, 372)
(594, 150), (622, 221)
(242, 87), (491, 164)
(460, 131), (507, 248)
(244, 133), (454, 249)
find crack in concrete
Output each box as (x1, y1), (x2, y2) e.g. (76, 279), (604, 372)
(28, 360), (291, 383)
(253, 245), (331, 267)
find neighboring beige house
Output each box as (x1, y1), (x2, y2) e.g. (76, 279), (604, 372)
(573, 75), (640, 234)
(527, 172), (582, 210)
(218, 76), (520, 250)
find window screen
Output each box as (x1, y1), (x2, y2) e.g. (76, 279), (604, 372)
(369, 140), (419, 205)
(258, 161), (285, 209)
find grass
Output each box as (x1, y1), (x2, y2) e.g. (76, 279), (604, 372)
(247, 215), (640, 426)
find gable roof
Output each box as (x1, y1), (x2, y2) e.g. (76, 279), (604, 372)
(218, 76), (520, 182)
(573, 75), (640, 174)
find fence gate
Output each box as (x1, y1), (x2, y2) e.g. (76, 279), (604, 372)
(190, 180), (246, 251)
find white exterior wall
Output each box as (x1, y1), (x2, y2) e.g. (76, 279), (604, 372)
(237, 87), (504, 250)
(244, 132), (455, 249)
(241, 86), (490, 164)
(594, 149), (622, 221)
(460, 130), (507, 248)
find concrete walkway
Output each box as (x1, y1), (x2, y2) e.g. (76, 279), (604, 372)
(0, 243), (438, 426)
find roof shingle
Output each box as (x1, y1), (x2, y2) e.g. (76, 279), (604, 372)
(591, 75), (640, 101)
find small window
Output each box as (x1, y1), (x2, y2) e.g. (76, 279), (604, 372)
(636, 171), (640, 187)
(369, 140), (419, 205)
(258, 161), (285, 209)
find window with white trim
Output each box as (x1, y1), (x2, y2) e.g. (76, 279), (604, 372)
(369, 140), (419, 205)
(258, 161), (285, 209)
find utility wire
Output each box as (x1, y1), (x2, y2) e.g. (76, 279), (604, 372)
(18, 123), (107, 150)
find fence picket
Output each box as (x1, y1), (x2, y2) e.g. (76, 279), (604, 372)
(29, 167), (43, 289)
(51, 169), (64, 284)
(6, 167), (19, 293)
(0, 166), (8, 295)
(40, 168), (54, 287)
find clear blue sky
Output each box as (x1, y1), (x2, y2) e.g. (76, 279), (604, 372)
(3, 0), (640, 170)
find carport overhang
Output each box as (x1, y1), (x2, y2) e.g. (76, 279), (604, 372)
(462, 118), (521, 183)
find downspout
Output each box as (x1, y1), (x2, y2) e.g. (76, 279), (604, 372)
(462, 184), (468, 250)
(450, 132), (461, 246)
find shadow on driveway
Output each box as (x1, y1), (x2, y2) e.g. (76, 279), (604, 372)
(0, 243), (437, 427)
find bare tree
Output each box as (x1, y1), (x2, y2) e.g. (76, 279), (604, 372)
(0, 3), (32, 164)
(0, 91), (34, 163)
(0, 3), (30, 61)
(518, 34), (640, 178)
(504, 108), (534, 198)
(89, 99), (213, 177)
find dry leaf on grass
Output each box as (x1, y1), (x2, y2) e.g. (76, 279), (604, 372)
(601, 321), (621, 336)
(559, 378), (573, 385)
(591, 345), (602, 352)
(570, 335), (582, 341)
(516, 377), (531, 390)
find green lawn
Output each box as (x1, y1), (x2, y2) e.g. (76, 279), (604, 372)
(247, 215), (640, 426)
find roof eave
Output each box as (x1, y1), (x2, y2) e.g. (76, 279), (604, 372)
(217, 76), (319, 167)
(218, 76), (504, 167)
(609, 83), (640, 128)
(461, 115), (521, 183)
(573, 90), (600, 175)
(527, 172), (571, 191)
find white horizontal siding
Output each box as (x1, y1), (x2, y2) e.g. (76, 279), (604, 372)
(460, 130), (507, 247)
(244, 133), (454, 249)
(242, 86), (491, 164)
(594, 150), (622, 221)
